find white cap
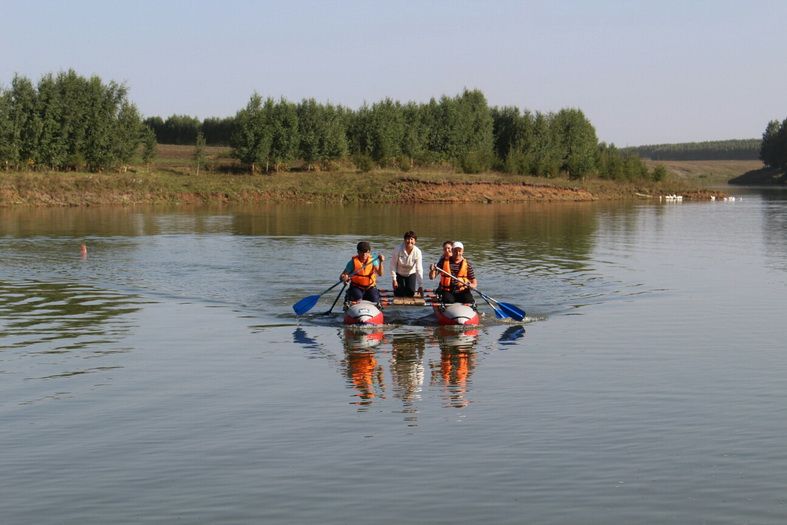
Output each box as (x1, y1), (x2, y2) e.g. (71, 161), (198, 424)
(452, 241), (464, 250)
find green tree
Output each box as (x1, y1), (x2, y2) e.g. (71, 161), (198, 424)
(3, 75), (39, 169)
(268, 98), (299, 171)
(552, 108), (598, 179)
(231, 93), (272, 173)
(319, 103), (349, 165)
(400, 101), (428, 168)
(651, 164), (668, 182)
(760, 119), (786, 171)
(369, 98), (404, 165)
(530, 112), (561, 177)
(296, 98), (322, 170)
(35, 73), (67, 170)
(141, 125), (157, 172)
(193, 131), (206, 175)
(453, 89), (494, 173)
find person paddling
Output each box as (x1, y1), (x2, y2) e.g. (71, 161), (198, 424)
(391, 230), (423, 298)
(429, 241), (477, 304)
(341, 241), (385, 305)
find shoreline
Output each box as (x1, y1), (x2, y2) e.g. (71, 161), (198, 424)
(0, 170), (731, 207)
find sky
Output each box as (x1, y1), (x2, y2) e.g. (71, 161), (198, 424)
(2, 0), (785, 146)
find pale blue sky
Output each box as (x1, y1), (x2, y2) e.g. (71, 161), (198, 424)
(2, 0), (785, 146)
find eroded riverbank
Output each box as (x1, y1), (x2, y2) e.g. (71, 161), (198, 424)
(0, 170), (728, 207)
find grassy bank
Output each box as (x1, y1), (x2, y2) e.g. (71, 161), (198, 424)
(0, 146), (753, 207)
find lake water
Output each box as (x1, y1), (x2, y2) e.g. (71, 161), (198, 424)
(1, 188), (786, 524)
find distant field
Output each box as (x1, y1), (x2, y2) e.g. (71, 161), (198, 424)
(153, 144), (763, 185)
(154, 144), (237, 170)
(643, 159), (764, 185)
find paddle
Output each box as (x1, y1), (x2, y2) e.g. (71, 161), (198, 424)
(292, 255), (380, 315)
(433, 266), (526, 321)
(323, 282), (347, 315)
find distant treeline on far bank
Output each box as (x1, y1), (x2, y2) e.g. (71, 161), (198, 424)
(623, 139), (761, 161)
(1, 70), (782, 182)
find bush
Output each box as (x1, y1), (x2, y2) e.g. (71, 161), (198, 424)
(651, 164), (668, 182)
(458, 149), (492, 174)
(353, 153), (374, 172)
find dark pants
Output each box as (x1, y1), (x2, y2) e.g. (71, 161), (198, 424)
(346, 285), (381, 304)
(394, 273), (417, 297)
(437, 288), (475, 305)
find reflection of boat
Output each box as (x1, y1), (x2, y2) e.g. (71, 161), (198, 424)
(432, 302), (480, 326)
(342, 327), (385, 350)
(343, 300), (384, 325)
(434, 325), (480, 349)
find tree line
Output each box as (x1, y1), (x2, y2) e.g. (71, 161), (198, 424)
(626, 139), (761, 161)
(2, 71), (657, 180)
(0, 70), (154, 171)
(223, 89), (656, 180)
(760, 118), (787, 175)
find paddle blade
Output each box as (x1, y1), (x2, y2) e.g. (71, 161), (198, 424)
(491, 305), (508, 319)
(292, 294), (320, 316)
(498, 302), (526, 322)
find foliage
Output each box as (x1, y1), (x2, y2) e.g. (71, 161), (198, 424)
(0, 70), (145, 171)
(626, 139), (761, 161)
(1, 72), (680, 184)
(760, 118), (787, 174)
(144, 114), (200, 145)
(230, 93), (271, 173)
(193, 131), (207, 175)
(141, 126), (157, 168)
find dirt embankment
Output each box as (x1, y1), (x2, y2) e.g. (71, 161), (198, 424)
(384, 179), (596, 203)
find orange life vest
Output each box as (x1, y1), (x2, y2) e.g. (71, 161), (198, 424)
(351, 255), (377, 289)
(440, 258), (469, 291)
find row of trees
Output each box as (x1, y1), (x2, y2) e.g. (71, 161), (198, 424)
(760, 118), (787, 174)
(1, 71), (655, 180)
(144, 114), (235, 146)
(227, 89), (654, 180)
(628, 139), (762, 161)
(0, 70), (153, 171)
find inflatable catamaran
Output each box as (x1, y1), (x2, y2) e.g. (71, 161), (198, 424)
(342, 290), (481, 326)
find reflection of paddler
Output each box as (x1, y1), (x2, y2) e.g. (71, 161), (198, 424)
(431, 327), (478, 408)
(344, 348), (385, 405)
(440, 348), (475, 386)
(435, 346), (476, 408)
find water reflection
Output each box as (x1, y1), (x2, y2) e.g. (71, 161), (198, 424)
(332, 325), (485, 414)
(341, 329), (386, 408)
(0, 280), (140, 353)
(430, 327), (479, 409)
(0, 203), (628, 321)
(0, 279), (141, 405)
(761, 190), (787, 273)
(389, 333), (426, 425)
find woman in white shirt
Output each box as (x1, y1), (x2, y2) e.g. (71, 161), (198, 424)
(391, 231), (423, 297)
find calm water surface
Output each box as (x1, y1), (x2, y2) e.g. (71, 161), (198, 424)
(1, 189), (786, 524)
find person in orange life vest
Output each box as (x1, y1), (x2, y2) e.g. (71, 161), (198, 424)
(429, 240), (477, 304)
(340, 241), (385, 304)
(428, 240), (453, 292)
(391, 230), (424, 298)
